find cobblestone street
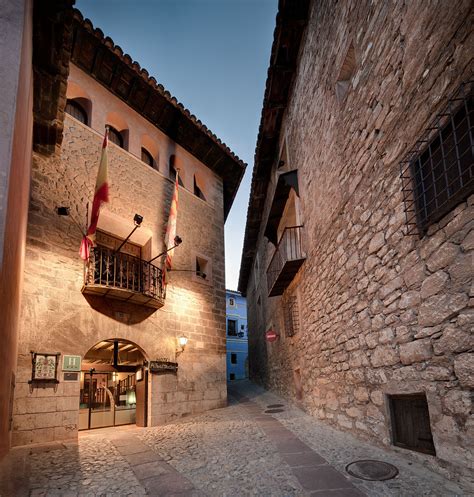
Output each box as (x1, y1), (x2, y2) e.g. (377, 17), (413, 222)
(0, 381), (470, 497)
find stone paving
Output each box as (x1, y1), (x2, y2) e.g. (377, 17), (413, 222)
(0, 380), (471, 497)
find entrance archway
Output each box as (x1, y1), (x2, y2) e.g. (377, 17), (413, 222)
(79, 339), (147, 430)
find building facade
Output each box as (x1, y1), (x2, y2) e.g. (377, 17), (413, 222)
(239, 0), (473, 480)
(226, 289), (248, 381)
(6, 4), (245, 449)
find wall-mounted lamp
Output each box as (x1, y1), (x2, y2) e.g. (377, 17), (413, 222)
(56, 206), (85, 235)
(148, 235), (183, 264)
(115, 213), (143, 254)
(133, 213), (143, 227)
(176, 336), (188, 355)
(57, 206), (70, 216)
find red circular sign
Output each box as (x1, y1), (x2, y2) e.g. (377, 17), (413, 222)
(266, 330), (278, 342)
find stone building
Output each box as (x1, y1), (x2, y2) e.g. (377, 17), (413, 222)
(239, 0), (473, 480)
(2, 1), (245, 451)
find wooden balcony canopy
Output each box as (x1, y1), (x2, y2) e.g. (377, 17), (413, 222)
(264, 170), (299, 244)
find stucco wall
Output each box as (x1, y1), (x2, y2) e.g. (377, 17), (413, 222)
(12, 114), (227, 446)
(247, 0), (473, 479)
(0, 0), (33, 459)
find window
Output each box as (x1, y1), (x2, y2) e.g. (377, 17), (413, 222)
(401, 82), (474, 235)
(108, 126), (124, 148)
(141, 148), (155, 168)
(195, 256), (208, 279)
(283, 294), (299, 337)
(335, 43), (356, 102)
(65, 99), (88, 125)
(240, 324), (245, 330)
(228, 319), (237, 336)
(231, 353), (237, 364)
(169, 155), (184, 186)
(406, 85), (473, 233)
(228, 297), (235, 307)
(388, 393), (436, 455)
(193, 175), (206, 201)
(229, 373), (235, 381)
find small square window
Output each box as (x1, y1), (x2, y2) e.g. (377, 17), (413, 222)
(196, 257), (207, 280)
(229, 297), (235, 307)
(231, 353), (237, 364)
(229, 373), (235, 381)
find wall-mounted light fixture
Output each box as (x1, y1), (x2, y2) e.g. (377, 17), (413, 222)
(176, 336), (188, 355)
(56, 206), (86, 236)
(115, 213), (143, 254)
(133, 213), (143, 226)
(149, 235), (183, 264)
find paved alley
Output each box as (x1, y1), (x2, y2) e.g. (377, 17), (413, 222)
(0, 381), (470, 497)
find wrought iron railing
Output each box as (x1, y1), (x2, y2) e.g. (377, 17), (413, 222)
(267, 225), (305, 292)
(84, 246), (165, 302)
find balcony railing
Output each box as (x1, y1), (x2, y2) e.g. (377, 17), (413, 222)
(267, 225), (306, 297)
(82, 246), (165, 309)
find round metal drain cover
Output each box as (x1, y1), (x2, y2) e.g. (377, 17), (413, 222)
(267, 404), (285, 408)
(346, 460), (398, 481)
(264, 408), (285, 413)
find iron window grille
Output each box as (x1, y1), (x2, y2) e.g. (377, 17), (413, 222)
(283, 294), (299, 337)
(400, 81), (473, 235)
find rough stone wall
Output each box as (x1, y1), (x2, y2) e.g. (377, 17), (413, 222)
(12, 115), (227, 446)
(248, 0), (473, 479)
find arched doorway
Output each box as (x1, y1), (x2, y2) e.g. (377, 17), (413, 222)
(79, 339), (147, 430)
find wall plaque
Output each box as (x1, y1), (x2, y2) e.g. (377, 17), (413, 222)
(29, 352), (60, 384)
(149, 360), (178, 374)
(63, 372), (79, 381)
(62, 355), (81, 372)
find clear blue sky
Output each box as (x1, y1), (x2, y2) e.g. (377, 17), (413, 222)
(76, 0), (278, 290)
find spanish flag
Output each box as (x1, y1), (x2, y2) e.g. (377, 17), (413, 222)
(162, 171), (179, 284)
(79, 128), (109, 260)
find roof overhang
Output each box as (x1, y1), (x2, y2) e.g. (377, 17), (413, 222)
(238, 0), (310, 294)
(33, 4), (245, 220)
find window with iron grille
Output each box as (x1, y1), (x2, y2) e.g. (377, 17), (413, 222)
(283, 294), (299, 337)
(400, 81), (473, 235)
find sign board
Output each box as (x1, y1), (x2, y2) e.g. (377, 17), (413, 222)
(149, 360), (178, 374)
(62, 355), (81, 372)
(63, 372), (79, 381)
(265, 329), (278, 342)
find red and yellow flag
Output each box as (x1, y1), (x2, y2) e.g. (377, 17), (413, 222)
(162, 171), (179, 284)
(80, 128), (109, 260)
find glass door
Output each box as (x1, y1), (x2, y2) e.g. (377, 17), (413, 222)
(79, 371), (137, 430)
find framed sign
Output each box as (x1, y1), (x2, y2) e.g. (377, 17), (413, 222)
(30, 352), (60, 383)
(62, 355), (81, 372)
(149, 360), (178, 374)
(136, 367), (144, 381)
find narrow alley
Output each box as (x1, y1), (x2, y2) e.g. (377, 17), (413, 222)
(0, 381), (468, 497)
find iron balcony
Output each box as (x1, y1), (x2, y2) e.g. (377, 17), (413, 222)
(82, 246), (165, 309)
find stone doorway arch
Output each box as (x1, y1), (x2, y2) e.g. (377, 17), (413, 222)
(79, 339), (148, 430)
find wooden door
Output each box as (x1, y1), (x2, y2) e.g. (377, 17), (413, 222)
(389, 394), (436, 455)
(135, 370), (147, 427)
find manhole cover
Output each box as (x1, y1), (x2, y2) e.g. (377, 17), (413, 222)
(346, 460), (398, 481)
(264, 408), (285, 413)
(267, 404), (285, 408)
